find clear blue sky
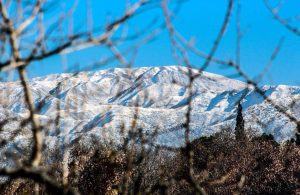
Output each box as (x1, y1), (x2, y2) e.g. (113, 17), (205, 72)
(27, 0), (300, 86)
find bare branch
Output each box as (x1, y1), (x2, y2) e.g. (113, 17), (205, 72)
(16, 0), (44, 35)
(264, 0), (300, 36)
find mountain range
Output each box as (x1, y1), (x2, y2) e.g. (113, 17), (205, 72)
(0, 66), (299, 168)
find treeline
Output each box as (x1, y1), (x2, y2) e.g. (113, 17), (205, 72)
(1, 108), (299, 194)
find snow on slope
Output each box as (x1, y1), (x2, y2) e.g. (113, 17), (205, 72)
(0, 66), (299, 166)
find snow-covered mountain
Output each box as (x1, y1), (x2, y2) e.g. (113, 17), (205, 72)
(0, 66), (300, 163)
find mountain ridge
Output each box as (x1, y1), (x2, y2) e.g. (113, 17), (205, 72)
(0, 66), (299, 167)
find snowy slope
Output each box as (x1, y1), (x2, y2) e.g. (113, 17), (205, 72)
(0, 66), (299, 165)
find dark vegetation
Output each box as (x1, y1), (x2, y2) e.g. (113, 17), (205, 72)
(1, 129), (300, 194)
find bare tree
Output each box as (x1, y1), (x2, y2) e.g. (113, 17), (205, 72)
(0, 0), (299, 194)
